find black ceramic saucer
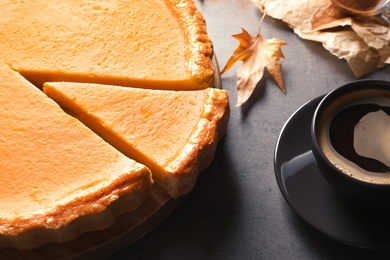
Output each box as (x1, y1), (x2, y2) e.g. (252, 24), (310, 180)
(274, 96), (390, 249)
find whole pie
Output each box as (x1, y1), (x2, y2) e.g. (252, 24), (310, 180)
(0, 0), (229, 250)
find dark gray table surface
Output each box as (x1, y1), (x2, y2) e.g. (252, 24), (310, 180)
(112, 1), (390, 259)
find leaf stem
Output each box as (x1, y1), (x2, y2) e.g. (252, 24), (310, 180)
(258, 6), (267, 34)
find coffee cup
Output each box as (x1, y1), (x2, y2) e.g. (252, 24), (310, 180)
(311, 80), (390, 203)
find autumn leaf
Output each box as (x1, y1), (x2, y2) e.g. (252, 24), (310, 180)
(221, 9), (287, 107)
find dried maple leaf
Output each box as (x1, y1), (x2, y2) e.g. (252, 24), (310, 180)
(221, 9), (287, 106)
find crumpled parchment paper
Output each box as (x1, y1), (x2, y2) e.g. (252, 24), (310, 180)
(251, 0), (390, 77)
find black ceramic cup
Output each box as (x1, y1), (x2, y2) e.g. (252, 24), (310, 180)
(311, 80), (390, 203)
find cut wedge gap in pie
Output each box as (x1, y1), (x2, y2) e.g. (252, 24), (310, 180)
(43, 82), (229, 199)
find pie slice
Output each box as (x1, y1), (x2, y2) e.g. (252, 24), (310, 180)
(0, 0), (213, 90)
(43, 82), (229, 199)
(0, 64), (153, 250)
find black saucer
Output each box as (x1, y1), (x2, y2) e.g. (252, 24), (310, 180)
(274, 96), (390, 249)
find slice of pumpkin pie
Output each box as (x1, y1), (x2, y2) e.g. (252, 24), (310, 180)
(43, 82), (229, 199)
(0, 64), (153, 250)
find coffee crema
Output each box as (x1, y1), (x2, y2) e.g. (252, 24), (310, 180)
(318, 93), (390, 184)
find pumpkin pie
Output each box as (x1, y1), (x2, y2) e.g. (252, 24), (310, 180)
(43, 82), (229, 199)
(0, 0), (229, 251)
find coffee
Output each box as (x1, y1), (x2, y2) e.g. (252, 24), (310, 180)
(317, 89), (390, 184)
(330, 103), (390, 172)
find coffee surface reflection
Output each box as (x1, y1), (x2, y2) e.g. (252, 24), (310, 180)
(329, 103), (390, 173)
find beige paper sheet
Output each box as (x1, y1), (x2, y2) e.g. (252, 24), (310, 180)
(251, 0), (390, 77)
